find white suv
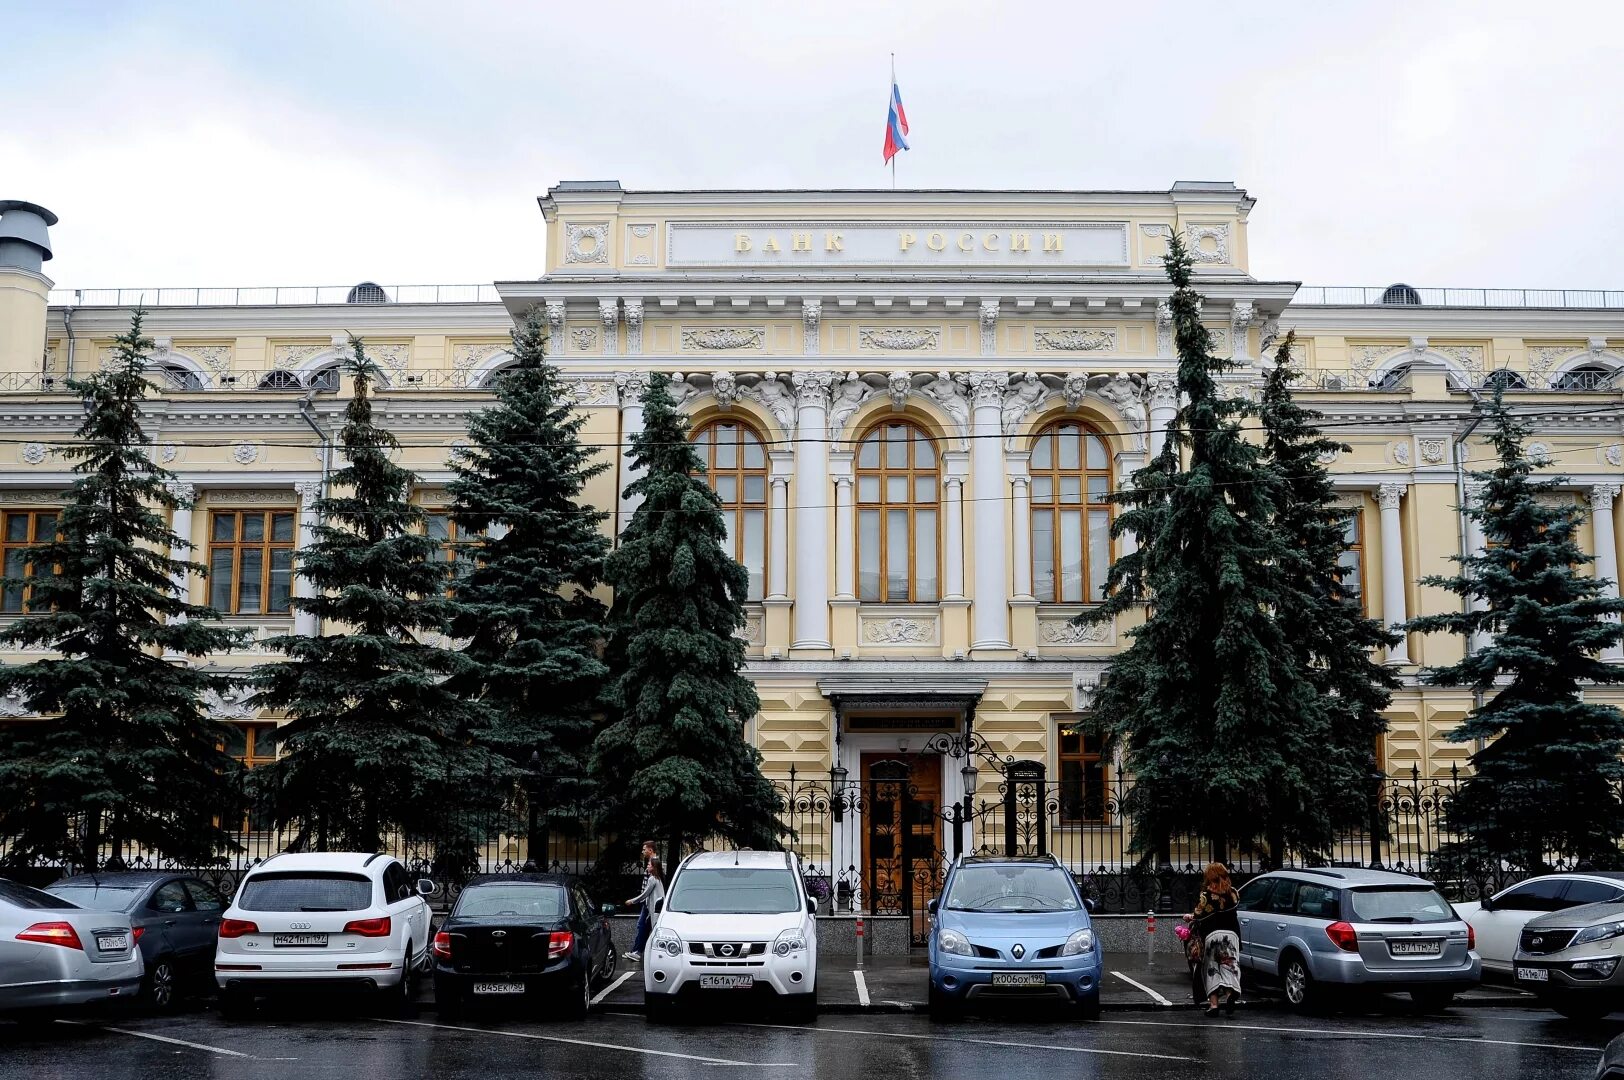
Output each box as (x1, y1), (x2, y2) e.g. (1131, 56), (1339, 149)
(643, 850), (817, 1021)
(215, 852), (435, 1017)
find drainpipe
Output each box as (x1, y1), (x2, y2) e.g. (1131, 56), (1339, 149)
(297, 390), (330, 494)
(62, 305), (75, 381)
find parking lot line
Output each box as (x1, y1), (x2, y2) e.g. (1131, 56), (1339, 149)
(853, 970), (871, 1007)
(1109, 970), (1173, 1006)
(1095, 1017), (1601, 1054)
(57, 1021), (255, 1058)
(377, 1017), (795, 1066)
(591, 971), (635, 1005)
(737, 1021), (1202, 1062)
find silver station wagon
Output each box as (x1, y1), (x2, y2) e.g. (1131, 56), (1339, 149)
(1234, 868), (1480, 1012)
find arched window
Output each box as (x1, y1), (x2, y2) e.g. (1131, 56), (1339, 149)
(1555, 363), (1618, 391)
(856, 421), (939, 603)
(1030, 420), (1112, 603)
(257, 370), (302, 391)
(692, 419), (767, 601)
(1483, 368), (1527, 390)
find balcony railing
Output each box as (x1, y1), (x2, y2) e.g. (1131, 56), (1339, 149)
(46, 284), (503, 307)
(1296, 285), (1624, 309)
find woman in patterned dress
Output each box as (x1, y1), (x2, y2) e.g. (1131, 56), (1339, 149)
(1186, 862), (1243, 1017)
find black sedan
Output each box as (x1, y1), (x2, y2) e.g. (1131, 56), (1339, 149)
(432, 873), (616, 1019)
(46, 871), (228, 1010)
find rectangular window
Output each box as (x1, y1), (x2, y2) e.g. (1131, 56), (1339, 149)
(0, 509), (58, 613)
(1338, 506), (1366, 613)
(207, 510), (296, 615)
(1057, 720), (1108, 823)
(858, 510), (881, 602)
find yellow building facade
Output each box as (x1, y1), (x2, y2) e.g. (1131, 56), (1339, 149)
(1, 184), (1622, 822)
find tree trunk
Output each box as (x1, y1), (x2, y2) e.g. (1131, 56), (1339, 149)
(81, 806), (102, 873)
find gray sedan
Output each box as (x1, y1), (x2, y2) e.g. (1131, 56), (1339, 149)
(47, 871), (227, 1010)
(0, 878), (143, 1016)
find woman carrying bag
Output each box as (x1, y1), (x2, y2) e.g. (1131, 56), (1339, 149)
(1184, 862), (1243, 1017)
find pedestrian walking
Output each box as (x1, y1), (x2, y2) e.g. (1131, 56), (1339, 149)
(622, 841), (666, 963)
(1185, 862), (1243, 1017)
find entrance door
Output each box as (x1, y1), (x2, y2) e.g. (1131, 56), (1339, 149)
(860, 754), (944, 944)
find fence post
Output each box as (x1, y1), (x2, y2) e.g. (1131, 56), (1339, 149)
(1368, 772), (1385, 869)
(952, 800), (965, 859)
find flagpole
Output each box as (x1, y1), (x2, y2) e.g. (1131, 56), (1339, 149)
(890, 53), (897, 190)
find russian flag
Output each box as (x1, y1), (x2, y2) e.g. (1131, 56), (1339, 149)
(883, 81), (909, 164)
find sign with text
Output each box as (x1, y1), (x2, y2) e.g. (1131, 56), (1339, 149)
(665, 221), (1131, 269)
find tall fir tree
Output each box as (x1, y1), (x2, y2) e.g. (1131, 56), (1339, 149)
(1257, 333), (1398, 844)
(447, 309), (610, 815)
(590, 372), (782, 866)
(252, 340), (506, 853)
(1078, 237), (1326, 862)
(1403, 393), (1624, 871)
(0, 310), (244, 870)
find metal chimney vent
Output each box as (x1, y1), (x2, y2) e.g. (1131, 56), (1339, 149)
(0, 201), (58, 273)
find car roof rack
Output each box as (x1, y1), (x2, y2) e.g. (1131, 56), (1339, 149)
(1287, 868), (1348, 880)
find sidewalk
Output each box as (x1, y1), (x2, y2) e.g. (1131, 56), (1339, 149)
(577, 952), (1542, 1015)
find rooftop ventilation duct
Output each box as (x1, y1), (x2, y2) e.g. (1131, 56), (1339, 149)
(0, 201), (57, 274)
(1378, 283), (1421, 306)
(346, 281), (389, 304)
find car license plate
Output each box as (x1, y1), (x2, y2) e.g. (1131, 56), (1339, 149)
(472, 982), (525, 995)
(1390, 940), (1442, 956)
(1516, 966), (1549, 983)
(699, 975), (755, 990)
(95, 934), (128, 952)
(990, 972), (1048, 987)
(272, 933), (328, 947)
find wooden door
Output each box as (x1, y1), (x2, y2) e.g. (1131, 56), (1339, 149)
(860, 753), (943, 944)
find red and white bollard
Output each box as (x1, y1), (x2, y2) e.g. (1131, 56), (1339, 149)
(1146, 911), (1156, 966)
(856, 916), (865, 966)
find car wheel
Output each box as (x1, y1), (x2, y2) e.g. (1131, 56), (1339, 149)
(143, 956), (178, 1012)
(1411, 989), (1454, 1014)
(385, 943), (418, 1017)
(435, 985), (463, 1022)
(600, 947), (618, 982)
(562, 971), (592, 1021)
(218, 989), (254, 1021)
(1549, 996), (1618, 1022)
(784, 983), (817, 1024)
(927, 984), (961, 1022)
(1281, 954), (1318, 1013)
(644, 990), (677, 1024)
(1076, 991), (1101, 1021)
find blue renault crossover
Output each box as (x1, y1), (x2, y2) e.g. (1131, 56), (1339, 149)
(927, 854), (1102, 1019)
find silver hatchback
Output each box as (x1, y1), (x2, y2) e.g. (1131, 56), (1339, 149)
(0, 878), (144, 1016)
(1236, 868), (1480, 1012)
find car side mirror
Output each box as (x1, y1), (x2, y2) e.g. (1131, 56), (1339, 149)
(416, 879), (436, 898)
(1084, 898), (1098, 914)
(1479, 897), (1494, 912)
(602, 903), (618, 918)
(653, 899), (663, 914)
(927, 898), (939, 916)
(807, 896), (817, 915)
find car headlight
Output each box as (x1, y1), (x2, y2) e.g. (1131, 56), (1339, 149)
(773, 929), (807, 956)
(652, 928), (683, 958)
(937, 928), (971, 956)
(1572, 920), (1624, 947)
(1061, 929), (1096, 956)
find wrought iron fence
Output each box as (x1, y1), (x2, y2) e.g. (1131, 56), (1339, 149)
(4, 766), (1607, 938)
(46, 285), (502, 307)
(1295, 286), (1624, 309)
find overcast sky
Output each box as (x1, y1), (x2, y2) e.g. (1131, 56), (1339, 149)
(8, 1), (1622, 292)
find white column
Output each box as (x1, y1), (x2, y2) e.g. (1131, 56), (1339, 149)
(1147, 374), (1179, 459)
(1593, 484), (1623, 661)
(791, 371), (834, 650)
(614, 371), (647, 534)
(767, 475), (790, 600)
(944, 477), (966, 599)
(1010, 476), (1033, 601)
(833, 476), (856, 600)
(1378, 482), (1411, 665)
(1463, 482), (1490, 654)
(165, 481), (195, 625)
(967, 371), (1011, 650)
(293, 479), (323, 637)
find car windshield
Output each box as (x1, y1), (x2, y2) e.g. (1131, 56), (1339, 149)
(454, 884), (567, 920)
(0, 880), (78, 910)
(1348, 886), (1455, 924)
(46, 885), (142, 912)
(667, 867), (800, 914)
(946, 865), (1080, 912)
(235, 873), (374, 913)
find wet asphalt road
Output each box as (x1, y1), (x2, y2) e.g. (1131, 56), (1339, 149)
(1, 1001), (1617, 1080)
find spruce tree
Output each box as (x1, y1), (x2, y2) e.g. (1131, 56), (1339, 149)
(1403, 394), (1624, 871)
(447, 309), (610, 833)
(0, 310), (244, 871)
(590, 373), (782, 865)
(1078, 237), (1324, 862)
(1257, 334), (1398, 844)
(252, 340), (506, 853)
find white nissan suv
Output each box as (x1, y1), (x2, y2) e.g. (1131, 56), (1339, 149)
(643, 850), (817, 1022)
(214, 852), (435, 1017)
